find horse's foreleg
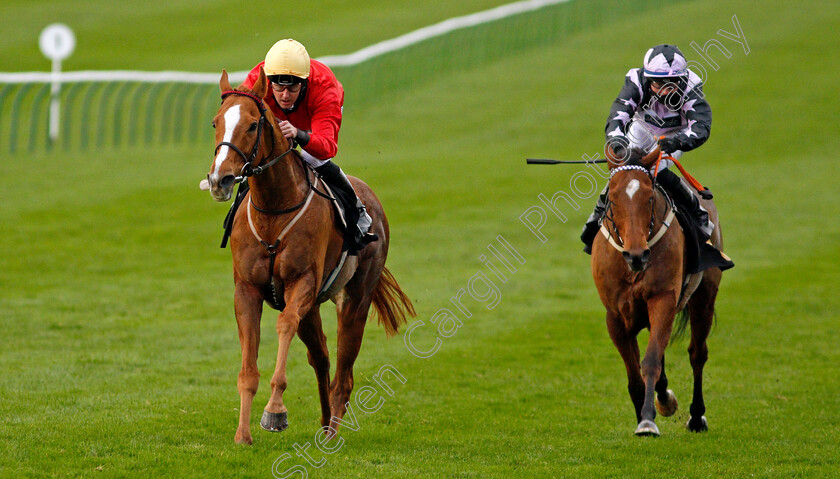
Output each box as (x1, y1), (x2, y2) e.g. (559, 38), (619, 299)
(654, 355), (678, 417)
(297, 307), (332, 428)
(606, 312), (645, 424)
(262, 277), (316, 433)
(637, 294), (677, 436)
(328, 292), (372, 433)
(233, 283), (264, 445)
(686, 274), (718, 432)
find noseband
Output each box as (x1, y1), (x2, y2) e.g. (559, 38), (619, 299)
(215, 90), (294, 182)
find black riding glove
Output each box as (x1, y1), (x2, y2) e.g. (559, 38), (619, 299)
(294, 129), (311, 147)
(658, 137), (682, 154)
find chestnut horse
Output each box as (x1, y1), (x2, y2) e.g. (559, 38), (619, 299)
(205, 68), (415, 445)
(591, 147), (724, 436)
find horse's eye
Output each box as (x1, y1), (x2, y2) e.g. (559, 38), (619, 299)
(248, 122), (258, 132)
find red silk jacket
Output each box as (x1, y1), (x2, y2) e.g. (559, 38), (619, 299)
(244, 59), (344, 160)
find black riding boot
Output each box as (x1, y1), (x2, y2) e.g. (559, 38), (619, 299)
(580, 187), (609, 255)
(315, 162), (378, 251)
(657, 168), (714, 242)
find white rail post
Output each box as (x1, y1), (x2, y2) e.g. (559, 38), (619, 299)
(39, 24), (75, 142)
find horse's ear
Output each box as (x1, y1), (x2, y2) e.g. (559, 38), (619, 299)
(606, 144), (622, 168)
(641, 147), (661, 168)
(220, 69), (232, 92)
(252, 67), (268, 98)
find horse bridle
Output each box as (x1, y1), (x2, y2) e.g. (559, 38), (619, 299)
(215, 90), (295, 183)
(601, 164), (676, 252)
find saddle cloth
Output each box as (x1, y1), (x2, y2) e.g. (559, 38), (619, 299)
(669, 192), (734, 274)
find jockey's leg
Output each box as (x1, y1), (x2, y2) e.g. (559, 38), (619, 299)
(656, 168), (714, 241)
(311, 159), (378, 249)
(580, 185), (609, 255)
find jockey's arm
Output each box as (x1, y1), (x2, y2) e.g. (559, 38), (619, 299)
(277, 121), (311, 146)
(671, 86), (712, 153)
(299, 83), (343, 160)
(605, 70), (643, 144)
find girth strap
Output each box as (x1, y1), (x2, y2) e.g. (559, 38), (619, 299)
(316, 250), (349, 304)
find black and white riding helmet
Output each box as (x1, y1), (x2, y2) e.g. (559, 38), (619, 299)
(643, 44), (690, 101)
(643, 44), (688, 79)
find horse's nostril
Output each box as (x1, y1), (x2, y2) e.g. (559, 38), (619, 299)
(220, 175), (235, 190)
(623, 250), (650, 271)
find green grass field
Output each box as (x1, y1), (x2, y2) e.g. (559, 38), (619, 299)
(2, 0), (840, 477)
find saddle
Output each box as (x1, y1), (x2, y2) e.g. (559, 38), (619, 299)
(317, 175), (357, 254)
(664, 185), (734, 274)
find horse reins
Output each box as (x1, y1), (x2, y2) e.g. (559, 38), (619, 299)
(600, 164), (676, 253)
(653, 136), (712, 199)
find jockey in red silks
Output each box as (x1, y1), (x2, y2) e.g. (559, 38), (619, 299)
(581, 44), (715, 254)
(243, 39), (376, 251)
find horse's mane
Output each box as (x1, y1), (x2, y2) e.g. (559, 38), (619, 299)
(236, 84), (276, 120)
(228, 82), (287, 153)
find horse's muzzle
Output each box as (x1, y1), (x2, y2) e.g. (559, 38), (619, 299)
(623, 249), (651, 272)
(208, 173), (236, 202)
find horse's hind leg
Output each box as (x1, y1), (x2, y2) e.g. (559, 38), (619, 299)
(686, 271), (720, 432)
(233, 282), (264, 445)
(606, 312), (645, 425)
(297, 307), (332, 428)
(654, 355), (678, 417)
(328, 284), (374, 433)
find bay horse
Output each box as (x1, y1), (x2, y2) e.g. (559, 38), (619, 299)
(204, 68), (415, 445)
(591, 147), (724, 436)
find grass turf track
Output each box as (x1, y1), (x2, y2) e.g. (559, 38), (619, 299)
(1, 0), (839, 477)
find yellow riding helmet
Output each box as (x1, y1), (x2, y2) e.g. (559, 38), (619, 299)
(264, 39), (310, 81)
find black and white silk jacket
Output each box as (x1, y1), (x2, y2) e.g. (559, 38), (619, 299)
(605, 68), (712, 152)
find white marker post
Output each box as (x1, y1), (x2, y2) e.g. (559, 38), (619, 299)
(39, 24), (76, 142)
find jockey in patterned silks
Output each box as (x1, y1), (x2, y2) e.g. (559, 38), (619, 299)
(581, 44), (715, 254)
(243, 39), (377, 251)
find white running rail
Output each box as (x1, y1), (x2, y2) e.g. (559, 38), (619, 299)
(0, 0), (570, 84)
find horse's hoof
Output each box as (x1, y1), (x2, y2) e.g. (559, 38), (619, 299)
(635, 419), (660, 437)
(655, 389), (678, 417)
(260, 411), (289, 432)
(234, 430), (253, 445)
(687, 415), (708, 432)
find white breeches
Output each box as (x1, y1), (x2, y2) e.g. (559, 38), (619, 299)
(300, 149), (330, 168)
(626, 120), (683, 175)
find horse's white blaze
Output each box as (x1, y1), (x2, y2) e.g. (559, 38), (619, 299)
(211, 104), (241, 179)
(626, 179), (640, 200)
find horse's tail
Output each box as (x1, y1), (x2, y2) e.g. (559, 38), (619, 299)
(670, 307), (718, 345)
(670, 308), (691, 344)
(371, 267), (416, 337)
